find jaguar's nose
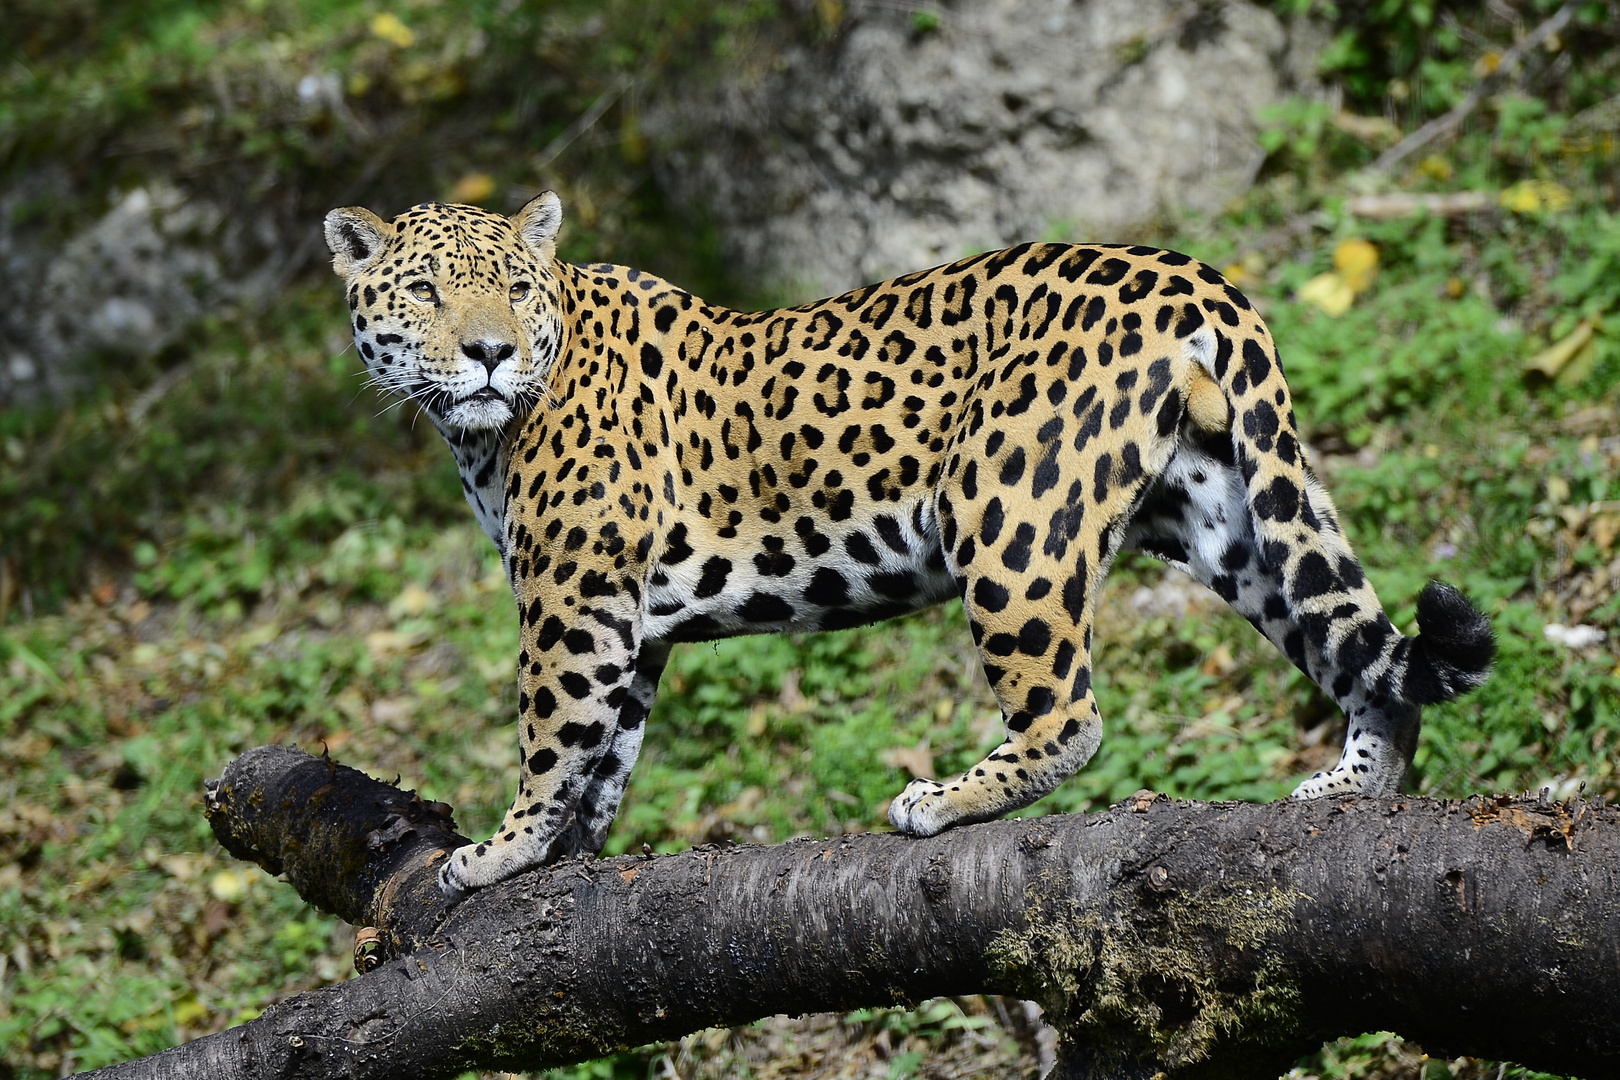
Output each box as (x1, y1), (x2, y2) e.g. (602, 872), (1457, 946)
(460, 339), (517, 372)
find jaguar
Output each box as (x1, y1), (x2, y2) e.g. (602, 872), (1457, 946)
(324, 193), (1494, 899)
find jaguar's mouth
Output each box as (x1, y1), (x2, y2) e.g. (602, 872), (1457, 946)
(438, 385), (519, 431)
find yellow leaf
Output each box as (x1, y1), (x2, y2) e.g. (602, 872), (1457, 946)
(1332, 238), (1378, 293)
(1500, 179), (1572, 215)
(209, 869), (247, 903)
(1524, 319), (1596, 381)
(1418, 154), (1454, 181)
(1298, 272), (1355, 317)
(173, 997), (210, 1027)
(370, 12), (415, 49)
(449, 172), (496, 205)
(1475, 50), (1502, 77)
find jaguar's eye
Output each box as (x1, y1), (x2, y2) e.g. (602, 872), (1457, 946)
(409, 281), (437, 302)
(509, 282), (531, 303)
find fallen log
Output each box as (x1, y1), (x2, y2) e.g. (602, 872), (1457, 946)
(77, 745), (1620, 1080)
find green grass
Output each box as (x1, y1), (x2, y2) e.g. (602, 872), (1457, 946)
(6, 3), (1620, 1075)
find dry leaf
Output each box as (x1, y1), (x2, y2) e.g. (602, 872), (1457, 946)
(1201, 643), (1237, 677)
(1331, 112), (1400, 144)
(1591, 514), (1620, 552)
(883, 741), (935, 779)
(365, 629), (427, 660)
(388, 582), (434, 619)
(1560, 405), (1617, 437)
(1347, 191), (1489, 220)
(370, 697), (416, 731)
(1524, 319), (1596, 382)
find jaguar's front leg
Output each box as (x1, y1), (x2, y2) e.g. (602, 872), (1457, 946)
(536, 640), (671, 860)
(438, 580), (648, 899)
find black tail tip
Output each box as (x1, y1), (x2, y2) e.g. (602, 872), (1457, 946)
(1404, 580), (1495, 706)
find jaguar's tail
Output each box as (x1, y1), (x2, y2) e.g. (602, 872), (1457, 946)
(1402, 580), (1495, 706)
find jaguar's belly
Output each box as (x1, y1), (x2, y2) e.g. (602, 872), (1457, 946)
(642, 493), (958, 643)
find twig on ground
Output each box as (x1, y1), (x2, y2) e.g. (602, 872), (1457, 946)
(1346, 191), (1495, 220)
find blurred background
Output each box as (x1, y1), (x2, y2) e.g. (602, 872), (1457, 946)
(2, 1), (1619, 1076)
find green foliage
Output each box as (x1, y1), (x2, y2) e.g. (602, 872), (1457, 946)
(1, 0), (773, 185)
(1301, 1031), (1567, 1080)
(1268, 0), (1620, 119)
(1257, 97), (1376, 180)
(0, 284), (465, 609)
(1261, 215), (1523, 444)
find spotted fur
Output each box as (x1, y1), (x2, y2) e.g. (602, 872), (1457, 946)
(326, 194), (1495, 899)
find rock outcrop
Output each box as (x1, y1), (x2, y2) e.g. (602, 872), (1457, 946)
(648, 0), (1322, 299)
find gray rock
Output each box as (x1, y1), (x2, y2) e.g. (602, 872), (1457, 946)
(648, 0), (1318, 299)
(0, 182), (280, 406)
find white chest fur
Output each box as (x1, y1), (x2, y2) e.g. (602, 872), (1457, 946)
(435, 422), (512, 557)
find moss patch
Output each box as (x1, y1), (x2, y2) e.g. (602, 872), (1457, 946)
(987, 878), (1304, 1074)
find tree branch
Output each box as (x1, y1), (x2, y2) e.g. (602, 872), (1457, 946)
(77, 746), (1620, 1080)
(1368, 2), (1578, 175)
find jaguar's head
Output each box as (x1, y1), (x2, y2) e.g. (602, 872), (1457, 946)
(324, 193), (566, 432)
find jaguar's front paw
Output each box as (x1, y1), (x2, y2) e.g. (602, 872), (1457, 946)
(437, 856), (476, 902)
(436, 836), (545, 901)
(887, 778), (954, 836)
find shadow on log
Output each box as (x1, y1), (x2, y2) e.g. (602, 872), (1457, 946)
(77, 745), (1620, 1080)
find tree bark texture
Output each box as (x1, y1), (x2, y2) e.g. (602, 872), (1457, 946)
(78, 745), (1620, 1080)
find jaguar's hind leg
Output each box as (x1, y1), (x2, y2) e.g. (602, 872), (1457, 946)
(1126, 435), (1419, 795)
(888, 494), (1116, 836)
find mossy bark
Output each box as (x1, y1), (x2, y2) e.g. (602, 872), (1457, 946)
(77, 747), (1620, 1080)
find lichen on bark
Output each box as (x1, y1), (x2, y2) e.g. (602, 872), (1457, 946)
(988, 880), (1305, 1074)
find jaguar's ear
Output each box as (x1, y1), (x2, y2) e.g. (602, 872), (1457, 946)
(512, 191), (563, 263)
(324, 207), (392, 278)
